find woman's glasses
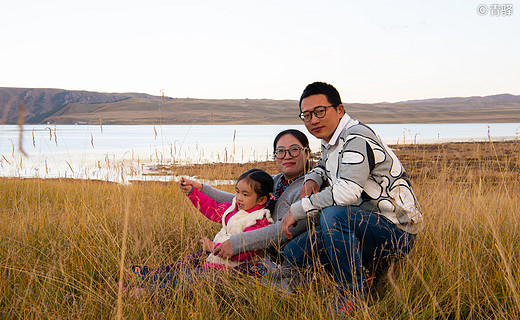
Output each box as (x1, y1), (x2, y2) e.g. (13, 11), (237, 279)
(274, 146), (306, 159)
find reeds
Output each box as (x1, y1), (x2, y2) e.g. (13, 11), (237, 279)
(0, 140), (519, 319)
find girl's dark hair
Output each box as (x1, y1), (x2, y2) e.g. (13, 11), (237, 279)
(237, 168), (275, 211)
(273, 129), (312, 171)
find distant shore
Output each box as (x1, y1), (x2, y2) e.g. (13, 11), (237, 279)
(2, 140), (517, 184)
(145, 140), (520, 182)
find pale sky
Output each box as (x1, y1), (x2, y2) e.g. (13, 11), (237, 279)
(1, 0), (519, 103)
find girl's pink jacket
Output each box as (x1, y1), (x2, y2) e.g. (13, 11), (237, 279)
(188, 187), (271, 262)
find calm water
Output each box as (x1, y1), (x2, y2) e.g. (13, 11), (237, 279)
(1, 123), (519, 182)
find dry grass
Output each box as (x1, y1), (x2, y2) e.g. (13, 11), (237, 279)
(1, 140), (519, 319)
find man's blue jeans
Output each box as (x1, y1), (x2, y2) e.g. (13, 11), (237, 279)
(283, 206), (416, 298)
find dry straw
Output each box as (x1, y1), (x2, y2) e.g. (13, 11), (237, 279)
(0, 139), (519, 318)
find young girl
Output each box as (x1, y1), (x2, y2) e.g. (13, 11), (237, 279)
(131, 169), (275, 289)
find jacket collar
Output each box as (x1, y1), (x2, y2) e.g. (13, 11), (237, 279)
(322, 113), (354, 149)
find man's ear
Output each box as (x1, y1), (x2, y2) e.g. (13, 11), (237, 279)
(337, 104), (346, 117)
(257, 196), (268, 206)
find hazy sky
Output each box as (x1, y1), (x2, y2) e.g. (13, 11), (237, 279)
(1, 0), (519, 102)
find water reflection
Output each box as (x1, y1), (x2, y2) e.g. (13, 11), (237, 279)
(1, 123), (519, 183)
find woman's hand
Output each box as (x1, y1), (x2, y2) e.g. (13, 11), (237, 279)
(200, 237), (216, 252)
(282, 211), (298, 239)
(179, 177), (202, 195)
(300, 180), (319, 199)
(213, 239), (234, 259)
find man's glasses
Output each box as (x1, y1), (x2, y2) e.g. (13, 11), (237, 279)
(273, 146), (306, 159)
(299, 105), (337, 123)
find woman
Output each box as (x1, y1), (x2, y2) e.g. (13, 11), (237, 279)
(182, 129), (315, 267)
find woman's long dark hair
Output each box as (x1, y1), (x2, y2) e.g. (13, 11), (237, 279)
(237, 168), (275, 212)
(273, 129), (312, 172)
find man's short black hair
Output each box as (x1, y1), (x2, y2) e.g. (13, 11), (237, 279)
(299, 82), (342, 111)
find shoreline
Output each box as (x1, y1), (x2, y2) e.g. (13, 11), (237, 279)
(154, 140), (520, 180)
(2, 140), (517, 184)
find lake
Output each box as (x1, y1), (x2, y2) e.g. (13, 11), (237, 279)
(1, 123), (519, 182)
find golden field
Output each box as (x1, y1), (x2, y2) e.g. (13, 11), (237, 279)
(1, 140), (519, 319)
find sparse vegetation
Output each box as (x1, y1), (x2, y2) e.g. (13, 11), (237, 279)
(1, 140), (519, 319)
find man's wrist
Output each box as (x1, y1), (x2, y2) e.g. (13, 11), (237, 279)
(290, 200), (306, 221)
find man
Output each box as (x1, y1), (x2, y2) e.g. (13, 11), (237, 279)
(281, 82), (423, 312)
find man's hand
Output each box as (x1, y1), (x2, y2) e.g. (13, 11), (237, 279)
(213, 239), (234, 259)
(282, 211), (297, 239)
(200, 237), (216, 252)
(300, 180), (319, 199)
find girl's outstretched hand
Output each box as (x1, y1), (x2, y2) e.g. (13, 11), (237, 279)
(179, 177), (202, 195)
(200, 237), (216, 252)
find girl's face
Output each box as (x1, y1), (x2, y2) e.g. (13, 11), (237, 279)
(274, 133), (309, 180)
(235, 179), (267, 211)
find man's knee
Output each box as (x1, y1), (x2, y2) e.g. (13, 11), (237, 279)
(282, 238), (298, 262)
(282, 229), (324, 268)
(320, 206), (349, 231)
(282, 235), (310, 268)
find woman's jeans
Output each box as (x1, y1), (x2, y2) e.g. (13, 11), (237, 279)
(283, 206), (416, 298)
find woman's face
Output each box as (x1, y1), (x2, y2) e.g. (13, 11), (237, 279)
(274, 134), (308, 180)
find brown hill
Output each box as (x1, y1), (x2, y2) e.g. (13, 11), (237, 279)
(0, 88), (158, 124)
(1, 87), (520, 124)
(48, 98), (299, 125)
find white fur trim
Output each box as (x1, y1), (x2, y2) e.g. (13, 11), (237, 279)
(206, 197), (274, 267)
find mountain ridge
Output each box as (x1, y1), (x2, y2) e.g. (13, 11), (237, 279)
(1, 87), (520, 125)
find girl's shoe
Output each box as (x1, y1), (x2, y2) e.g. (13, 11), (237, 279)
(131, 265), (150, 279)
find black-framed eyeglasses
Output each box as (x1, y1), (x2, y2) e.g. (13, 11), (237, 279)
(273, 146), (306, 159)
(299, 105), (337, 123)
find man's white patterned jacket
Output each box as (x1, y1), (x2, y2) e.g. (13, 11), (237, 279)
(290, 117), (424, 234)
